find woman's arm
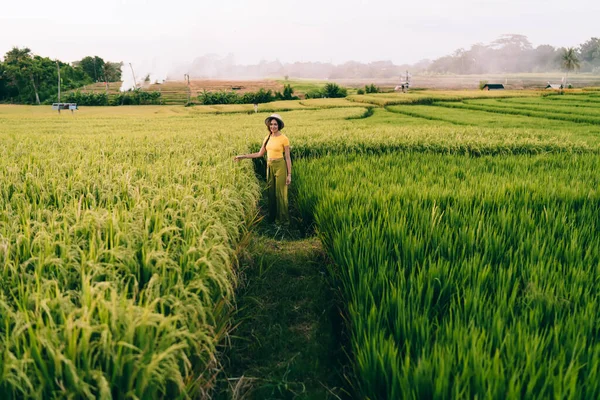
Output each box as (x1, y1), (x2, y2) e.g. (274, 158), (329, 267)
(234, 139), (267, 161)
(284, 145), (292, 185)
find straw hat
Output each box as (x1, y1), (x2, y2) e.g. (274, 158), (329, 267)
(265, 113), (284, 130)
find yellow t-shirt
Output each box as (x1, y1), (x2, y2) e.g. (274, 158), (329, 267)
(264, 134), (290, 159)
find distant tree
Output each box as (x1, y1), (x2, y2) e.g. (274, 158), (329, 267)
(3, 47), (43, 104)
(103, 62), (123, 82)
(561, 47), (580, 88)
(322, 83), (347, 98)
(533, 44), (560, 71)
(0, 61), (10, 101)
(490, 34), (533, 52)
(364, 84), (380, 93)
(276, 84), (298, 100)
(78, 56), (106, 82)
(579, 38), (600, 62)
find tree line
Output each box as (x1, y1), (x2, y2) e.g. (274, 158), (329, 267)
(427, 34), (599, 75)
(0, 47), (122, 104)
(181, 35), (600, 80)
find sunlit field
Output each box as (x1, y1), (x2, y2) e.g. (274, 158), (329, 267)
(1, 90), (600, 398)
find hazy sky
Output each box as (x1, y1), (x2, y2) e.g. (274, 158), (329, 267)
(1, 0), (598, 67)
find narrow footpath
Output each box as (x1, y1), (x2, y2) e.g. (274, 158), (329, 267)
(217, 189), (347, 399)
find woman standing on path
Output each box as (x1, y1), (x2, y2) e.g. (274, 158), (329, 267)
(234, 113), (292, 225)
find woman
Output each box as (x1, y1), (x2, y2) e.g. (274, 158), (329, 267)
(234, 113), (292, 224)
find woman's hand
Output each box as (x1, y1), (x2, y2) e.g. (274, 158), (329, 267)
(286, 174), (292, 185)
(233, 155), (244, 162)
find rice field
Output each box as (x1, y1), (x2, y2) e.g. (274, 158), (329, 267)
(1, 89), (600, 398)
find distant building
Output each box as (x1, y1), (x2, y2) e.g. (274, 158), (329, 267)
(545, 83), (563, 90)
(481, 84), (505, 90)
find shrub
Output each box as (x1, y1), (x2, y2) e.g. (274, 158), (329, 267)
(322, 83), (347, 98)
(63, 91), (109, 106)
(304, 89), (324, 99)
(365, 84), (380, 94)
(198, 90), (239, 105)
(110, 90), (162, 106)
(276, 84), (299, 101)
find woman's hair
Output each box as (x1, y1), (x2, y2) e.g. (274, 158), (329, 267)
(263, 117), (280, 151)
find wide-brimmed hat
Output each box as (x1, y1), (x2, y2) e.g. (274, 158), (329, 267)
(265, 113), (284, 129)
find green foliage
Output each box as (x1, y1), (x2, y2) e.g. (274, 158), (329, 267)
(356, 88), (365, 95)
(364, 84), (380, 94)
(243, 88), (276, 104)
(277, 84), (299, 100)
(197, 87), (294, 105)
(198, 90), (242, 105)
(303, 83), (348, 99)
(304, 88), (324, 99)
(579, 37), (600, 62)
(479, 80), (489, 90)
(63, 91), (109, 106)
(0, 48), (120, 104)
(0, 107), (261, 398)
(61, 90), (162, 106)
(322, 83), (348, 98)
(111, 90), (162, 105)
(562, 48), (581, 73)
(77, 56), (105, 82)
(295, 152), (600, 399)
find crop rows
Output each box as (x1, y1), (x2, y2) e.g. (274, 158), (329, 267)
(294, 152), (600, 399)
(0, 108), (260, 398)
(2, 91), (600, 399)
(434, 101), (600, 125)
(464, 99), (600, 116)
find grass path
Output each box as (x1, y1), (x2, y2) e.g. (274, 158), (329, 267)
(217, 189), (347, 399)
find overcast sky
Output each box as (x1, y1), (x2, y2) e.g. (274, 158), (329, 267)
(1, 0), (598, 67)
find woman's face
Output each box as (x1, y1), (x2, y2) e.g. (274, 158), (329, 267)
(269, 119), (279, 133)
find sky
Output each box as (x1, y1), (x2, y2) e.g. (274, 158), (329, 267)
(1, 0), (598, 69)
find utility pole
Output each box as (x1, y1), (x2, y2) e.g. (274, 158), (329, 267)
(56, 60), (61, 114)
(184, 73), (191, 104)
(129, 62), (138, 90)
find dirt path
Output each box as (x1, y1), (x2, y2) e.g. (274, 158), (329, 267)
(217, 213), (347, 399)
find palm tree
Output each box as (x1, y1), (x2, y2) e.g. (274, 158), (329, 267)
(561, 47), (580, 89)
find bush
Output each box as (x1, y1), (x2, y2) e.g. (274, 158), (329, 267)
(198, 90), (239, 105)
(195, 85), (302, 105)
(304, 89), (323, 99)
(110, 90), (162, 106)
(63, 91), (109, 106)
(356, 88), (365, 95)
(364, 84), (380, 94)
(322, 83), (347, 98)
(276, 84), (299, 101)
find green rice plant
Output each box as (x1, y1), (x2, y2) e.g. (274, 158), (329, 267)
(294, 152), (600, 399)
(386, 104), (600, 136)
(348, 90), (538, 107)
(436, 101), (600, 125)
(0, 106), (261, 398)
(465, 99), (600, 116)
(498, 97), (600, 109)
(3, 91), (600, 399)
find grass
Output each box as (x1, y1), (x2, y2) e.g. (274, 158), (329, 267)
(215, 172), (347, 399)
(218, 233), (346, 399)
